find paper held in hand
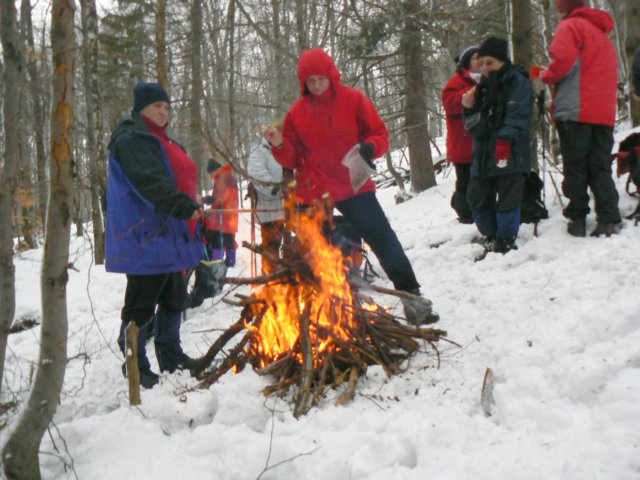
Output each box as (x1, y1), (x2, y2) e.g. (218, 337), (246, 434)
(342, 144), (375, 192)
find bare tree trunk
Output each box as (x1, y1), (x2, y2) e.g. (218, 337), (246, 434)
(0, 0), (23, 397)
(512, 0), (533, 67)
(156, 0), (169, 89)
(225, 0), (237, 159)
(16, 48), (37, 249)
(401, 0), (436, 192)
(295, 0), (308, 52)
(627, 0), (640, 126)
(190, 0), (205, 193)
(271, 0), (287, 113)
(21, 0), (48, 229)
(80, 0), (105, 264)
(512, 0), (538, 169)
(2, 1), (75, 477)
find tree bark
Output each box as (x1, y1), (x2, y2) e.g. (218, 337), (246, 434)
(156, 0), (169, 89)
(2, 1), (75, 478)
(190, 0), (205, 192)
(0, 0), (23, 397)
(225, 0), (237, 160)
(627, 0), (640, 126)
(21, 0), (49, 231)
(512, 0), (538, 169)
(401, 0), (436, 192)
(512, 0), (533, 67)
(295, 0), (309, 52)
(80, 0), (105, 264)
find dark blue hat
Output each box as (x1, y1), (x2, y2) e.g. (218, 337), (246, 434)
(133, 82), (171, 112)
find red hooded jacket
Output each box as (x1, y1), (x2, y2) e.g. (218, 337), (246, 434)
(442, 70), (477, 164)
(541, 7), (618, 126)
(205, 165), (239, 234)
(273, 49), (389, 203)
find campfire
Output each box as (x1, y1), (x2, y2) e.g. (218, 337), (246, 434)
(194, 196), (449, 417)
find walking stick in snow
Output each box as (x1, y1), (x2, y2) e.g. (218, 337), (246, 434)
(124, 322), (141, 406)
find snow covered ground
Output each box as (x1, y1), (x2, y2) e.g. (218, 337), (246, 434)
(3, 130), (640, 479)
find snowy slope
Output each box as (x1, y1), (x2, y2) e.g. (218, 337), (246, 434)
(3, 132), (640, 480)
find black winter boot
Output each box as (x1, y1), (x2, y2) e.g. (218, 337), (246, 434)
(567, 219), (586, 237)
(121, 363), (160, 389)
(493, 237), (518, 254)
(590, 222), (618, 237)
(158, 351), (199, 374)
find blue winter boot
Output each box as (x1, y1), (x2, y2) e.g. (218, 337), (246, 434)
(154, 308), (197, 374)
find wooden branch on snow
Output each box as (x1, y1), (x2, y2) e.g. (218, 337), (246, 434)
(125, 322), (141, 406)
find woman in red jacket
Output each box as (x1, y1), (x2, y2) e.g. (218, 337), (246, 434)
(264, 49), (438, 325)
(442, 45), (479, 223)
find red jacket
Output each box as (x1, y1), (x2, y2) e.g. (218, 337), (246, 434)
(143, 116), (199, 236)
(273, 49), (389, 203)
(206, 165), (239, 234)
(541, 7), (618, 127)
(442, 70), (476, 164)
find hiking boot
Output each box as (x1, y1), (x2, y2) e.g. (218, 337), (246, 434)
(121, 363), (160, 389)
(401, 290), (440, 325)
(158, 351), (198, 374)
(481, 236), (495, 251)
(567, 219), (586, 237)
(493, 237), (518, 254)
(590, 222), (617, 237)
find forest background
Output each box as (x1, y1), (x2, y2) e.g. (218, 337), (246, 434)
(0, 0), (639, 477)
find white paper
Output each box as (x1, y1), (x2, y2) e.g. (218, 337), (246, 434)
(341, 144), (375, 192)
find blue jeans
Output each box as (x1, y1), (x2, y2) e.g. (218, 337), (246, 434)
(467, 174), (524, 240)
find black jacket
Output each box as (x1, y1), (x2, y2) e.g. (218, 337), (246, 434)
(464, 63), (533, 179)
(108, 112), (198, 220)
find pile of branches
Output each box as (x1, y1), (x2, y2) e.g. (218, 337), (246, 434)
(192, 241), (450, 417)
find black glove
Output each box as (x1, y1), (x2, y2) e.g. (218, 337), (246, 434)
(359, 142), (375, 168)
(270, 186), (280, 196)
(629, 146), (640, 167)
(202, 195), (216, 205)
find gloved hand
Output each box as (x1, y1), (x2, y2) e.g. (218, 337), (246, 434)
(629, 146), (640, 167)
(495, 140), (511, 168)
(202, 195), (216, 205)
(358, 142), (376, 169)
(224, 248), (236, 267)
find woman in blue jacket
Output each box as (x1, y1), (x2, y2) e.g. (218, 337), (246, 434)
(462, 37), (533, 254)
(106, 83), (203, 388)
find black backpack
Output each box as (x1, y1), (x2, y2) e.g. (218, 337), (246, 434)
(520, 171), (549, 225)
(185, 259), (227, 309)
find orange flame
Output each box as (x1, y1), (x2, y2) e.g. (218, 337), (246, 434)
(248, 198), (357, 368)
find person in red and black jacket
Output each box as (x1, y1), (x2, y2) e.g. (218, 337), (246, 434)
(442, 45), (480, 223)
(204, 159), (239, 267)
(541, 0), (621, 237)
(263, 48), (438, 325)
